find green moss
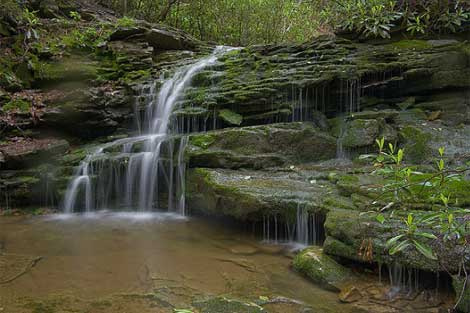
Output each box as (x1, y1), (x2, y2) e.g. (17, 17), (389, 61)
(190, 134), (216, 149)
(399, 126), (431, 163)
(341, 119), (380, 148)
(32, 57), (98, 82)
(2, 98), (31, 112)
(389, 40), (432, 50)
(293, 246), (353, 292)
(116, 16), (137, 28)
(218, 109), (243, 126)
(119, 69), (151, 85)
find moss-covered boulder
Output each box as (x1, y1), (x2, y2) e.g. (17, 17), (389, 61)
(293, 246), (353, 292)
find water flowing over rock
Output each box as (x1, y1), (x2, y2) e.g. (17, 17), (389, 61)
(62, 46), (233, 213)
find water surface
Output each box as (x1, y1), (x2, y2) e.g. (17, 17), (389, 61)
(0, 212), (357, 313)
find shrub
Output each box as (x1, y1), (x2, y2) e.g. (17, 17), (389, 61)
(320, 0), (469, 38)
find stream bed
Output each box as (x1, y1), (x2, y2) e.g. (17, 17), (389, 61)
(0, 213), (452, 313)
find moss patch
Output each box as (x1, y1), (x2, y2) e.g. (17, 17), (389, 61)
(218, 109), (243, 126)
(389, 40), (432, 50)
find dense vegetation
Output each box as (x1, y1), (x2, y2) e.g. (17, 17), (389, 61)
(1, 0), (468, 46)
(97, 0), (469, 45)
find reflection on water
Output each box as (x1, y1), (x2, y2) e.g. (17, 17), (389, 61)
(0, 213), (350, 313)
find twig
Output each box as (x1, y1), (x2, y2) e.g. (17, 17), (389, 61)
(0, 255), (43, 284)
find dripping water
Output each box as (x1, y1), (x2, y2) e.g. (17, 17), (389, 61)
(261, 204), (323, 247)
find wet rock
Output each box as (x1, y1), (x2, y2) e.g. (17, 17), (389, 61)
(187, 123), (337, 169)
(193, 297), (266, 313)
(186, 167), (335, 220)
(339, 286), (363, 303)
(348, 110), (399, 122)
(0, 138), (69, 170)
(340, 119), (380, 148)
(293, 246), (353, 292)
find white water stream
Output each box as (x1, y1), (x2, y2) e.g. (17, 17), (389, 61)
(63, 47), (232, 214)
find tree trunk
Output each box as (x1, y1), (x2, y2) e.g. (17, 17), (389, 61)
(158, 0), (178, 22)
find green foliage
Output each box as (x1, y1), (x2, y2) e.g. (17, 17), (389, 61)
(100, 0), (321, 45)
(385, 213), (437, 260)
(320, 0), (469, 38)
(2, 99), (31, 113)
(61, 26), (110, 51)
(116, 16), (136, 28)
(0, 0), (22, 19)
(321, 0), (402, 38)
(69, 11), (82, 21)
(369, 139), (470, 267)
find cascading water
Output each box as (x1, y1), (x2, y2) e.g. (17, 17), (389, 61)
(63, 47), (231, 214)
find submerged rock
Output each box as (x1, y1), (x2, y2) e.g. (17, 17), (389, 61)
(293, 246), (353, 292)
(193, 297), (266, 313)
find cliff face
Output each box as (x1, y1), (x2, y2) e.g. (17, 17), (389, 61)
(1, 1), (469, 293)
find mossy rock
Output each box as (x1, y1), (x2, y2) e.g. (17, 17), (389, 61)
(399, 126), (431, 163)
(293, 246), (353, 292)
(187, 123), (337, 169)
(388, 40), (432, 51)
(340, 119), (380, 148)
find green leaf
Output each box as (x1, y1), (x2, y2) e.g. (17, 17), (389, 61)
(376, 214), (385, 224)
(438, 147), (445, 157)
(389, 239), (410, 255)
(386, 234), (405, 248)
(415, 232), (437, 239)
(406, 213), (413, 226)
(397, 149), (404, 164)
(412, 240), (437, 260)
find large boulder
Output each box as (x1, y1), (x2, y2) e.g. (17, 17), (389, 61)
(145, 28), (197, 50)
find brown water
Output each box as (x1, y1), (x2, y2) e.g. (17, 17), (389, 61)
(0, 213), (451, 313)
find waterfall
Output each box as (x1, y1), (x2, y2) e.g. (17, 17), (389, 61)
(63, 46), (232, 214)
